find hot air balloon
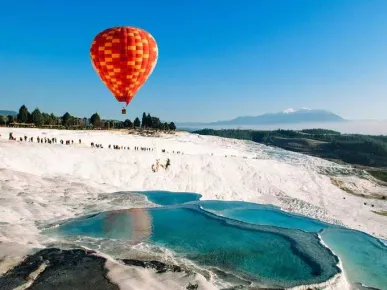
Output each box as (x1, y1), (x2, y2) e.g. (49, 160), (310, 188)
(90, 26), (158, 114)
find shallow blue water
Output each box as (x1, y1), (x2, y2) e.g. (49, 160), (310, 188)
(320, 228), (387, 290)
(153, 194), (387, 289)
(48, 206), (339, 288)
(199, 200), (329, 233)
(45, 191), (387, 289)
(197, 201), (387, 290)
(139, 190), (202, 206)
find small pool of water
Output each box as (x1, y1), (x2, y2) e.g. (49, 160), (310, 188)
(44, 191), (387, 290)
(47, 205), (339, 288)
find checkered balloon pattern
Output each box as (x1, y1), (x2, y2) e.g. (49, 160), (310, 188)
(90, 27), (158, 105)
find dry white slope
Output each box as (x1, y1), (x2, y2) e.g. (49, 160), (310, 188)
(0, 127), (386, 289)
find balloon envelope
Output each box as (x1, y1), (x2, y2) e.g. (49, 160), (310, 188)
(90, 26), (158, 106)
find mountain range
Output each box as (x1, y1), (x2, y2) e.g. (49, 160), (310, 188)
(177, 108), (346, 128)
(0, 110), (17, 116)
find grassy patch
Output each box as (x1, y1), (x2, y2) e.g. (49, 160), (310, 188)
(330, 178), (355, 194)
(330, 178), (387, 200)
(372, 211), (387, 217)
(370, 193), (387, 200)
(367, 170), (387, 183)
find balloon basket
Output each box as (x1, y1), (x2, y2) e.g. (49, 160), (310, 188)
(122, 108), (127, 115)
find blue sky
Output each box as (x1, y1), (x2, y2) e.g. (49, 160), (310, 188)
(1, 0), (387, 122)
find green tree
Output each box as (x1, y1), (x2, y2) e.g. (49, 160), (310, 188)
(17, 105), (29, 123)
(168, 122), (176, 130)
(124, 119), (133, 128)
(134, 117), (141, 128)
(71, 117), (79, 127)
(116, 121), (124, 129)
(146, 113), (152, 128)
(141, 112), (147, 128)
(7, 115), (15, 125)
(151, 116), (161, 129)
(90, 112), (101, 127)
(27, 112), (33, 123)
(49, 113), (58, 125)
(31, 108), (44, 126)
(62, 112), (71, 126)
(0, 115), (5, 126)
(41, 113), (50, 125)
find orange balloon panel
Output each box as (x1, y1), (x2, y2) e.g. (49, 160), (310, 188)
(90, 26), (158, 106)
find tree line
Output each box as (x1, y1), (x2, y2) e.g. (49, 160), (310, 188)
(194, 128), (387, 168)
(0, 105), (176, 131)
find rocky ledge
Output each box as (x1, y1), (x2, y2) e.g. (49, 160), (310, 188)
(0, 248), (203, 290)
(0, 248), (117, 290)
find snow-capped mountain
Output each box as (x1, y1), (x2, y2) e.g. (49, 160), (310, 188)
(177, 108), (345, 127)
(282, 107), (312, 114)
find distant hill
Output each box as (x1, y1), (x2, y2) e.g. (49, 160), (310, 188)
(0, 110), (17, 116)
(177, 108), (345, 128)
